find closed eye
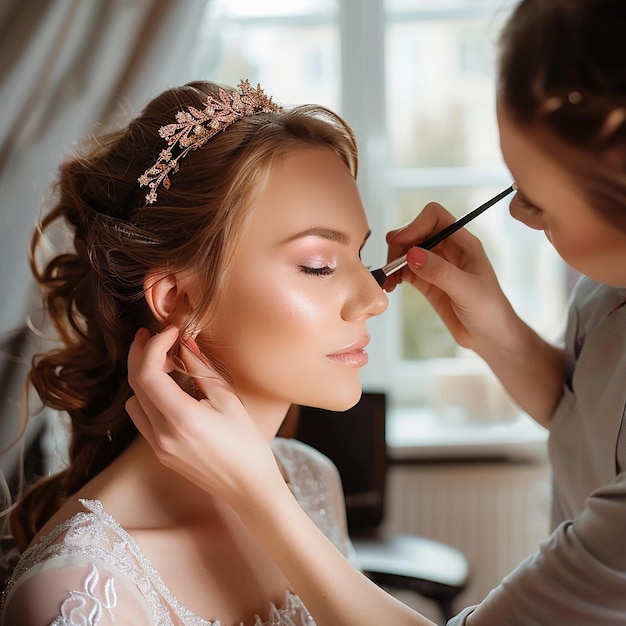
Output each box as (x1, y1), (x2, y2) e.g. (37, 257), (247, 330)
(299, 265), (337, 277)
(515, 190), (542, 214)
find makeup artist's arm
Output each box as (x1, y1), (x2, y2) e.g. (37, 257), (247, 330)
(385, 202), (565, 428)
(126, 328), (436, 626)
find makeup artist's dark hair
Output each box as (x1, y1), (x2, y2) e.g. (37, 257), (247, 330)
(8, 80), (358, 550)
(498, 0), (626, 227)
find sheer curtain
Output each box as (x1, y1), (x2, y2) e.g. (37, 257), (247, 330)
(0, 0), (208, 478)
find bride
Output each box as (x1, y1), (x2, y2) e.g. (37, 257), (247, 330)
(1, 79), (392, 625)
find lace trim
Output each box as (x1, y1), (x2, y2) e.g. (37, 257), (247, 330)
(50, 563), (117, 625)
(3, 439), (341, 625)
(2, 499), (315, 625)
(272, 439), (345, 553)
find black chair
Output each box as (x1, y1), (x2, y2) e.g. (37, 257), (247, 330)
(291, 392), (469, 622)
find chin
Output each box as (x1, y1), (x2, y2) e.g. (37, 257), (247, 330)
(311, 384), (363, 413)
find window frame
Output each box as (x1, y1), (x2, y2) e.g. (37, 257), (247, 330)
(338, 0), (520, 405)
(192, 0), (565, 423)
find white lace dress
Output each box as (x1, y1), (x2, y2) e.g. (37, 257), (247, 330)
(1, 438), (356, 626)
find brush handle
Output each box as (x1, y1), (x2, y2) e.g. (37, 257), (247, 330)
(418, 185), (514, 251)
(373, 185), (514, 285)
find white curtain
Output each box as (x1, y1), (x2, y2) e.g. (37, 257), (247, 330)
(0, 0), (208, 478)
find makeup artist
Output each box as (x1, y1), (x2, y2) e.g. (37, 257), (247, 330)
(124, 0), (626, 624)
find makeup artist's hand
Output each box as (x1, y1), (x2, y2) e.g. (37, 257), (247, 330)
(384, 202), (518, 351)
(386, 202), (566, 426)
(126, 326), (281, 508)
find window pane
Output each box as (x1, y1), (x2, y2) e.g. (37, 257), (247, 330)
(383, 0), (566, 373)
(397, 187), (496, 360)
(190, 2), (340, 108)
(211, 0), (337, 18)
(396, 187), (567, 361)
(386, 0), (514, 15)
(385, 17), (502, 169)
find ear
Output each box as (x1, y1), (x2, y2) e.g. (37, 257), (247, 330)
(143, 271), (192, 328)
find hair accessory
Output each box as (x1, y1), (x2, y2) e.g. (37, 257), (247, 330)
(112, 222), (161, 245)
(599, 107), (626, 141)
(568, 91), (582, 105)
(540, 91), (626, 144)
(96, 213), (161, 245)
(541, 91), (582, 114)
(138, 80), (283, 204)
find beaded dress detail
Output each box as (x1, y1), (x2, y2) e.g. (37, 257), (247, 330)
(1, 438), (355, 626)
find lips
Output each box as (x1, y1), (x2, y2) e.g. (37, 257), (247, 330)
(326, 336), (370, 367)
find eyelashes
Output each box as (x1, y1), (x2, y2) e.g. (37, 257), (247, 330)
(515, 189), (542, 213)
(297, 244), (372, 278)
(299, 264), (337, 277)
(299, 261), (372, 277)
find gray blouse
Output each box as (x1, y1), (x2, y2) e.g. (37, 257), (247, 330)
(450, 277), (626, 625)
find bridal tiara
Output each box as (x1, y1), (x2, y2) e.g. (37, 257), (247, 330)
(138, 80), (283, 205)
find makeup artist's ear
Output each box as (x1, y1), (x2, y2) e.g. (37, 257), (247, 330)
(143, 271), (193, 327)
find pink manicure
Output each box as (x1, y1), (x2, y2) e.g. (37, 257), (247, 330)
(186, 337), (201, 356)
(407, 246), (427, 269)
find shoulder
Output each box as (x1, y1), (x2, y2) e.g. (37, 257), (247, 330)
(271, 438), (354, 558)
(271, 437), (344, 497)
(570, 277), (626, 318)
(271, 437), (338, 477)
(565, 277), (626, 358)
(1, 500), (154, 625)
(2, 552), (152, 625)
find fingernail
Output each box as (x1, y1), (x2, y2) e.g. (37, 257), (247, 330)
(186, 337), (201, 356)
(135, 327), (145, 340)
(407, 247), (426, 269)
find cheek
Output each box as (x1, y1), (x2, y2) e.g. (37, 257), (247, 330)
(547, 222), (615, 276)
(280, 290), (328, 325)
(255, 277), (330, 327)
(220, 273), (333, 351)
(210, 275), (363, 410)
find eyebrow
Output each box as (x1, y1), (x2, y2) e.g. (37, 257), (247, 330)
(284, 227), (371, 247)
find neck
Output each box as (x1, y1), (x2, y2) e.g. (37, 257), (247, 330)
(238, 395), (292, 440)
(177, 371), (291, 441)
(93, 399), (291, 528)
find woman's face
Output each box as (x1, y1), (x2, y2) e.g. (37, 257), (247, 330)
(497, 98), (626, 286)
(202, 147), (388, 424)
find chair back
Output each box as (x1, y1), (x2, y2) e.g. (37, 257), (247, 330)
(294, 392), (387, 532)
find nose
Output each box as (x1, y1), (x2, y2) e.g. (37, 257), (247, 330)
(341, 265), (389, 321)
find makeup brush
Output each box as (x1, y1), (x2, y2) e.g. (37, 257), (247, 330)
(370, 185), (515, 286)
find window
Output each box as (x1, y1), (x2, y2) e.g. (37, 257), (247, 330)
(189, 0), (568, 432)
